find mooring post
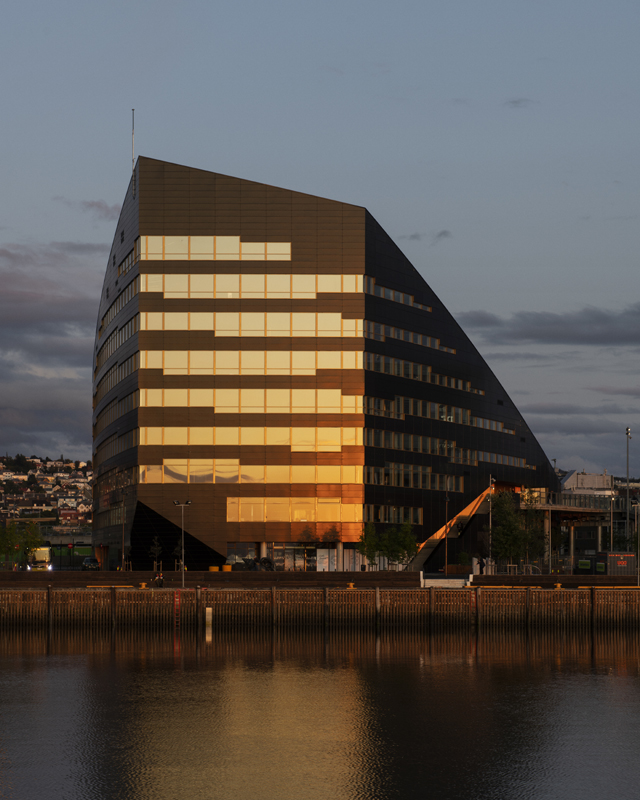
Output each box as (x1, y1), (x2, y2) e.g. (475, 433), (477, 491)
(110, 586), (117, 630)
(375, 586), (381, 630)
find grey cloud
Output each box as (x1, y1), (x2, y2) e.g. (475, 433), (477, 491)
(54, 196), (121, 222)
(504, 98), (533, 108)
(586, 386), (640, 398)
(398, 233), (423, 241)
(432, 230), (452, 246)
(483, 350), (576, 363)
(457, 303), (640, 346)
(521, 402), (636, 416)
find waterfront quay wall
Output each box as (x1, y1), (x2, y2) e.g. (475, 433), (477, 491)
(3, 586), (640, 631)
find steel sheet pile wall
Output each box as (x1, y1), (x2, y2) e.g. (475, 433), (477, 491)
(3, 587), (640, 630)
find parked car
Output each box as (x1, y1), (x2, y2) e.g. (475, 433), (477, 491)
(81, 557), (100, 571)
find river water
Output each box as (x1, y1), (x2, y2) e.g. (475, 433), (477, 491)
(1, 629), (640, 800)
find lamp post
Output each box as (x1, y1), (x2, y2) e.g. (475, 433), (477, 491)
(626, 427), (632, 549)
(173, 500), (191, 588)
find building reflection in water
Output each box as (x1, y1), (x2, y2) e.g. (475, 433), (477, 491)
(1, 630), (640, 799)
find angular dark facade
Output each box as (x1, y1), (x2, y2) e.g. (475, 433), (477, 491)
(92, 157), (556, 570)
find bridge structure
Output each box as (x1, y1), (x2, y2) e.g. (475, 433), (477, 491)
(409, 485), (633, 573)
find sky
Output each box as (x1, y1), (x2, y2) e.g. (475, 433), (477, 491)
(1, 0), (639, 476)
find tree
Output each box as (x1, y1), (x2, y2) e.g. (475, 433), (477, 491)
(298, 525), (317, 543)
(356, 523), (379, 566)
(491, 491), (526, 562)
(20, 521), (44, 560)
(0, 523), (20, 566)
(379, 523), (418, 566)
(520, 490), (545, 560)
(321, 524), (340, 543)
(149, 536), (162, 565)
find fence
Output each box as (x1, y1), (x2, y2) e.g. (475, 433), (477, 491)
(3, 586), (640, 631)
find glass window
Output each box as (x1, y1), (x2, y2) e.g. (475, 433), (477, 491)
(144, 389), (163, 407)
(341, 465), (361, 483)
(317, 390), (341, 413)
(341, 504), (362, 522)
(216, 460), (239, 483)
(240, 313), (264, 336)
(215, 351), (240, 374)
(291, 389), (315, 412)
(190, 428), (214, 445)
(342, 275), (359, 293)
(341, 428), (358, 446)
(145, 351), (163, 370)
(240, 428), (265, 445)
(189, 274), (214, 296)
(239, 498), (264, 522)
(240, 274), (266, 296)
(266, 274), (290, 297)
(164, 236), (188, 259)
(266, 351), (290, 374)
(317, 351), (340, 370)
(164, 274), (188, 296)
(265, 313), (290, 337)
(163, 351), (188, 374)
(292, 313), (316, 336)
(317, 274), (341, 293)
(163, 428), (188, 445)
(190, 351), (214, 374)
(317, 428), (341, 451)
(164, 313), (189, 330)
(291, 465), (316, 483)
(163, 460), (188, 483)
(190, 313), (214, 330)
(265, 389), (290, 413)
(164, 389), (188, 407)
(291, 499), (316, 522)
(291, 428), (315, 451)
(214, 389), (239, 412)
(317, 465), (341, 483)
(241, 351), (265, 374)
(240, 243), (265, 261)
(227, 498), (239, 522)
(291, 351), (315, 374)
(215, 236), (240, 260)
(265, 465), (290, 483)
(318, 498), (341, 521)
(189, 389), (214, 407)
(146, 274), (163, 293)
(240, 389), (265, 413)
(265, 428), (290, 446)
(342, 319), (361, 337)
(215, 428), (239, 445)
(265, 498), (290, 521)
(292, 274), (315, 297)
(215, 275), (240, 298)
(145, 464), (163, 483)
(146, 312), (163, 330)
(340, 351), (358, 369)
(189, 237), (214, 260)
(142, 427), (162, 445)
(240, 465), (265, 483)
(146, 237), (163, 258)
(317, 313), (342, 336)
(266, 242), (291, 260)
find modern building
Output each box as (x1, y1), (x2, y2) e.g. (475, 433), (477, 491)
(92, 157), (557, 570)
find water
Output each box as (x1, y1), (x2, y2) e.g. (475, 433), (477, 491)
(2, 629), (640, 800)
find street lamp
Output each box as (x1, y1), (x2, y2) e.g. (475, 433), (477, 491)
(627, 427), (632, 549)
(173, 500), (191, 588)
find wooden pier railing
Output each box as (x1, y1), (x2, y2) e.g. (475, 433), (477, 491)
(3, 587), (640, 630)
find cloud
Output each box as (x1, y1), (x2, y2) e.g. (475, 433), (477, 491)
(520, 402), (637, 417)
(432, 230), (452, 246)
(503, 98), (533, 108)
(457, 303), (640, 346)
(54, 196), (121, 222)
(586, 386), (640, 398)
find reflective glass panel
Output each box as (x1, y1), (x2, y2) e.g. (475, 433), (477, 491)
(143, 427), (162, 445)
(163, 351), (188, 374)
(291, 428), (315, 451)
(265, 465), (290, 483)
(291, 352), (315, 374)
(240, 389), (265, 412)
(216, 236), (240, 259)
(240, 428), (265, 445)
(146, 351), (163, 370)
(317, 351), (340, 370)
(190, 313), (214, 330)
(240, 274), (265, 296)
(215, 351), (240, 374)
(291, 389), (315, 412)
(266, 313), (290, 336)
(317, 428), (341, 451)
(189, 237), (214, 259)
(163, 460), (188, 483)
(265, 389), (290, 412)
(241, 351), (265, 373)
(317, 274), (341, 293)
(189, 389), (214, 407)
(145, 465), (163, 483)
(240, 243), (265, 261)
(317, 465), (341, 483)
(292, 274), (315, 297)
(240, 313), (264, 335)
(215, 275), (239, 298)
(239, 498), (264, 521)
(146, 313), (163, 330)
(265, 498), (290, 521)
(291, 465), (316, 483)
(215, 428), (239, 445)
(164, 389), (188, 407)
(342, 274), (358, 293)
(164, 274), (188, 296)
(266, 351), (290, 374)
(292, 313), (316, 336)
(146, 236), (163, 257)
(240, 465), (265, 483)
(163, 236), (188, 259)
(265, 428), (290, 445)
(164, 313), (188, 330)
(266, 242), (291, 259)
(341, 351), (359, 369)
(317, 313), (342, 336)
(215, 460), (240, 483)
(318, 498), (341, 521)
(291, 499), (316, 522)
(163, 428), (188, 445)
(146, 274), (163, 292)
(317, 389), (341, 412)
(189, 274), (214, 296)
(227, 498), (239, 522)
(266, 274), (290, 297)
(190, 351), (214, 374)
(214, 389), (240, 412)
(190, 428), (214, 445)
(145, 389), (163, 407)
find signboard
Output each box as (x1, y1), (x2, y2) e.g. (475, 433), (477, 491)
(578, 560), (591, 570)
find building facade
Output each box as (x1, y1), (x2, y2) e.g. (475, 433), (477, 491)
(92, 157), (557, 570)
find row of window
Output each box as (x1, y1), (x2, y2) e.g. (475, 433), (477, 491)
(139, 461), (363, 485)
(95, 315), (139, 373)
(94, 466), (137, 511)
(365, 464), (464, 492)
(364, 352), (484, 395)
(364, 429), (530, 468)
(94, 392), (139, 436)
(227, 497), (362, 523)
(94, 353), (139, 405)
(140, 272), (362, 298)
(364, 321), (455, 354)
(117, 247), (136, 278)
(99, 276), (140, 338)
(139, 387), (363, 414)
(365, 396), (516, 434)
(363, 276), (431, 311)
(138, 235), (291, 261)
(93, 429), (138, 468)
(139, 311), (363, 338)
(364, 505), (423, 524)
(139, 426), (363, 449)
(140, 349), (363, 375)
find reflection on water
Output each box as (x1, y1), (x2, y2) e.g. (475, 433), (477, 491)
(1, 629), (640, 800)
